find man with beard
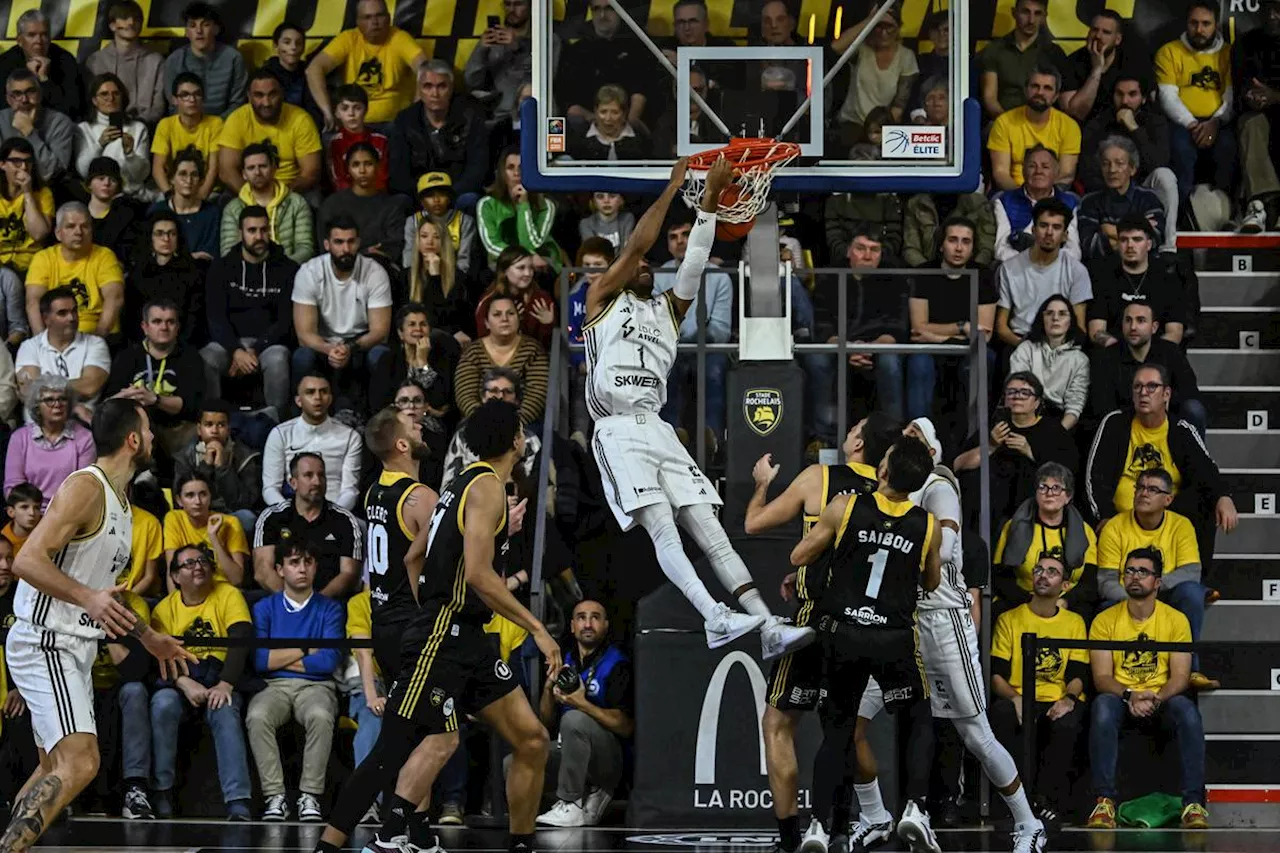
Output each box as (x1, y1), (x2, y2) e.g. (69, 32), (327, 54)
(989, 552), (1088, 817)
(978, 0), (1066, 119)
(1086, 547), (1207, 829)
(1155, 0), (1237, 210)
(216, 69), (322, 193)
(585, 157), (811, 658)
(202, 205), (299, 416)
(1059, 12), (1148, 124)
(536, 600), (634, 827)
(464, 0), (560, 121)
(0, 398), (195, 850)
(1235, 0), (1280, 232)
(292, 216), (393, 419)
(218, 142), (314, 265)
(995, 198), (1092, 348)
(988, 65), (1082, 192)
(1087, 217), (1191, 348)
(1089, 301), (1203, 432)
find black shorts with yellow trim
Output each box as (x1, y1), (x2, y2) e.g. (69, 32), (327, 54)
(816, 618), (926, 719)
(767, 641), (823, 712)
(388, 617), (518, 732)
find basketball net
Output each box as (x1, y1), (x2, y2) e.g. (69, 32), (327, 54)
(682, 138), (801, 224)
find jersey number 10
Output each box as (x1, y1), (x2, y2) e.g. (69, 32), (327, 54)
(367, 523), (388, 576)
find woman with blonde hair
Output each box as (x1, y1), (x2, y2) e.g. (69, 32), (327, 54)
(404, 216), (472, 343)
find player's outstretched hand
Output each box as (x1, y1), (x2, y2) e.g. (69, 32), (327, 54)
(84, 584), (139, 638)
(143, 630), (199, 681)
(752, 453), (781, 487)
(704, 156), (735, 200)
(533, 627), (563, 679)
(669, 156), (689, 187)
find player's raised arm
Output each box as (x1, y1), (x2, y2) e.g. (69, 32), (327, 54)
(745, 457), (821, 535)
(791, 494), (850, 567)
(462, 474), (562, 675)
(668, 157), (734, 321)
(585, 158), (689, 322)
(12, 472), (136, 637)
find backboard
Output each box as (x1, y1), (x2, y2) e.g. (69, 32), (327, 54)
(523, 0), (978, 194)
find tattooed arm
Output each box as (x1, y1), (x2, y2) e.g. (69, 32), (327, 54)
(402, 482), (440, 602)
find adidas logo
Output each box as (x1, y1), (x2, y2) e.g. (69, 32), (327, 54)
(325, 533), (336, 541)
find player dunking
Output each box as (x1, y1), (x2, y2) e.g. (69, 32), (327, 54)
(0, 399), (195, 852)
(357, 400), (559, 853)
(851, 420), (1047, 853)
(743, 412), (902, 853)
(585, 157), (810, 659)
(788, 436), (941, 853)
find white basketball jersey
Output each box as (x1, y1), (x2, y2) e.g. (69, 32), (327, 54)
(583, 290), (679, 419)
(14, 465), (133, 640)
(911, 469), (970, 612)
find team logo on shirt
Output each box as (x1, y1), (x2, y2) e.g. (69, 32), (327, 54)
(1190, 65), (1223, 91)
(357, 57), (385, 89)
(1128, 443), (1165, 473)
(1035, 647), (1063, 682)
(1120, 631), (1159, 682)
(67, 278), (90, 309)
(0, 212), (26, 243)
(743, 388), (783, 437)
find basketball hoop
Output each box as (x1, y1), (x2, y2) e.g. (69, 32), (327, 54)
(682, 138), (800, 238)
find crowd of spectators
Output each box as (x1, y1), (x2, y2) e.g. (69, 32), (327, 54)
(0, 0), (1267, 829)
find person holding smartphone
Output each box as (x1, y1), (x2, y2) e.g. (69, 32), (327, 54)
(74, 72), (153, 199)
(463, 0), (559, 120)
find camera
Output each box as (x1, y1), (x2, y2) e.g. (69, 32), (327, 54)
(555, 664), (581, 694)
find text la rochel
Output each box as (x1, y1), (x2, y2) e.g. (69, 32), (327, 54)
(694, 787), (812, 809)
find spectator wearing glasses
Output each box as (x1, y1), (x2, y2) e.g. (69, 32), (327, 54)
(75, 72), (153, 200)
(464, 0), (559, 120)
(954, 372), (1078, 536)
(1089, 300), (1204, 434)
(14, 287), (111, 422)
(1096, 467), (1214, 688)
(84, 1), (166, 125)
(441, 366), (540, 492)
(150, 73), (223, 202)
(387, 376), (450, 489)
(1086, 547), (1208, 831)
(0, 69), (75, 189)
(149, 544), (255, 820)
(3, 375), (96, 504)
(0, 137), (53, 277)
(989, 552), (1088, 814)
(126, 211), (207, 344)
(0, 11), (83, 118)
(162, 3), (247, 119)
(993, 462), (1098, 619)
(305, 0), (427, 132)
(1085, 363), (1238, 584)
(149, 149), (221, 262)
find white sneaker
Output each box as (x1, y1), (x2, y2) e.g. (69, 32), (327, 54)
(896, 800), (941, 853)
(1012, 822), (1047, 853)
(1240, 198), (1269, 233)
(361, 836), (422, 853)
(848, 814), (894, 850)
(798, 818), (830, 853)
(584, 787), (613, 825)
(262, 793), (288, 821)
(297, 792), (323, 822)
(704, 602), (766, 649)
(536, 799), (587, 827)
(760, 616), (816, 660)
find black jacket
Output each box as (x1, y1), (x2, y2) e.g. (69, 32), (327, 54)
(388, 97), (488, 199)
(812, 272), (910, 343)
(1079, 106), (1171, 194)
(1085, 253), (1199, 341)
(126, 253), (206, 344)
(105, 340), (206, 428)
(205, 243), (298, 354)
(1089, 337), (1201, 420)
(0, 44), (84, 119)
(1084, 409), (1229, 524)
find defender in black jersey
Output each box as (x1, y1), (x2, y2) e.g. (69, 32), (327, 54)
(743, 413), (902, 853)
(362, 407), (438, 680)
(789, 436), (942, 853)
(348, 401), (559, 853)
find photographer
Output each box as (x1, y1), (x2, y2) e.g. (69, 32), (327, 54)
(535, 600), (633, 828)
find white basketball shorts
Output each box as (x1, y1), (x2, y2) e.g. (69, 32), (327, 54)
(4, 619), (99, 751)
(858, 609), (986, 719)
(592, 413), (721, 532)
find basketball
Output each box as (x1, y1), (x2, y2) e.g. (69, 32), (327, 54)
(715, 184), (755, 241)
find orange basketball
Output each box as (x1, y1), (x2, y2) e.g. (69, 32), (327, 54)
(715, 184), (755, 241)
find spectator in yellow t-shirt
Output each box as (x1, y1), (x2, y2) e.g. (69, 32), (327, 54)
(217, 69), (322, 194)
(149, 542), (254, 820)
(151, 71), (223, 201)
(1086, 546), (1207, 830)
(23, 202), (124, 338)
(163, 471), (250, 589)
(119, 503), (163, 595)
(1154, 1), (1236, 207)
(988, 66), (1082, 191)
(305, 0), (427, 131)
(990, 552), (1087, 811)
(344, 588), (384, 772)
(0, 137), (54, 275)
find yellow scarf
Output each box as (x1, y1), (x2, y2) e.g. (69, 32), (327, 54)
(238, 180), (289, 242)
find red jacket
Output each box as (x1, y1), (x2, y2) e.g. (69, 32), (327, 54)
(328, 128), (390, 191)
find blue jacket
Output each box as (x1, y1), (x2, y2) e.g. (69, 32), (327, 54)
(1078, 183), (1166, 261)
(252, 592), (344, 680)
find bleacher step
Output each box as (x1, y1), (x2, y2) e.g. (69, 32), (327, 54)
(1188, 351), (1280, 385)
(1204, 554), (1280, 600)
(1198, 271), (1280, 306)
(1194, 309), (1280, 349)
(1208, 735), (1280, 784)
(1201, 388), (1280, 429)
(1218, 469), (1280, 514)
(1202, 600), (1280, 641)
(1207, 431), (1280, 468)
(1200, 691), (1280, 734)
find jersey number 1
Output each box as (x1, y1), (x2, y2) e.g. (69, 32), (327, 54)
(636, 345), (646, 370)
(864, 548), (889, 600)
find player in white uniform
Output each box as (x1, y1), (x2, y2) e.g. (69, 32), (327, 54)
(0, 399), (195, 852)
(848, 419), (1047, 853)
(584, 157), (810, 659)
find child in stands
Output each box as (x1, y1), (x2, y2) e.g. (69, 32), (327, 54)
(327, 85), (389, 192)
(1, 483), (42, 555)
(401, 171), (477, 276)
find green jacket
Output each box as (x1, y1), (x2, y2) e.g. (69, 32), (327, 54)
(903, 192), (997, 269)
(476, 194), (562, 272)
(220, 192), (315, 266)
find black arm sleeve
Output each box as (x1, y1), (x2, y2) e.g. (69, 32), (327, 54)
(991, 656), (1012, 680)
(113, 637), (152, 683)
(1065, 660), (1091, 691)
(219, 621), (255, 685)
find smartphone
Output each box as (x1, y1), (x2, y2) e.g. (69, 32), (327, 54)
(993, 406), (1012, 428)
(108, 112), (125, 130)
(487, 15), (501, 28)
(505, 481), (516, 497)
